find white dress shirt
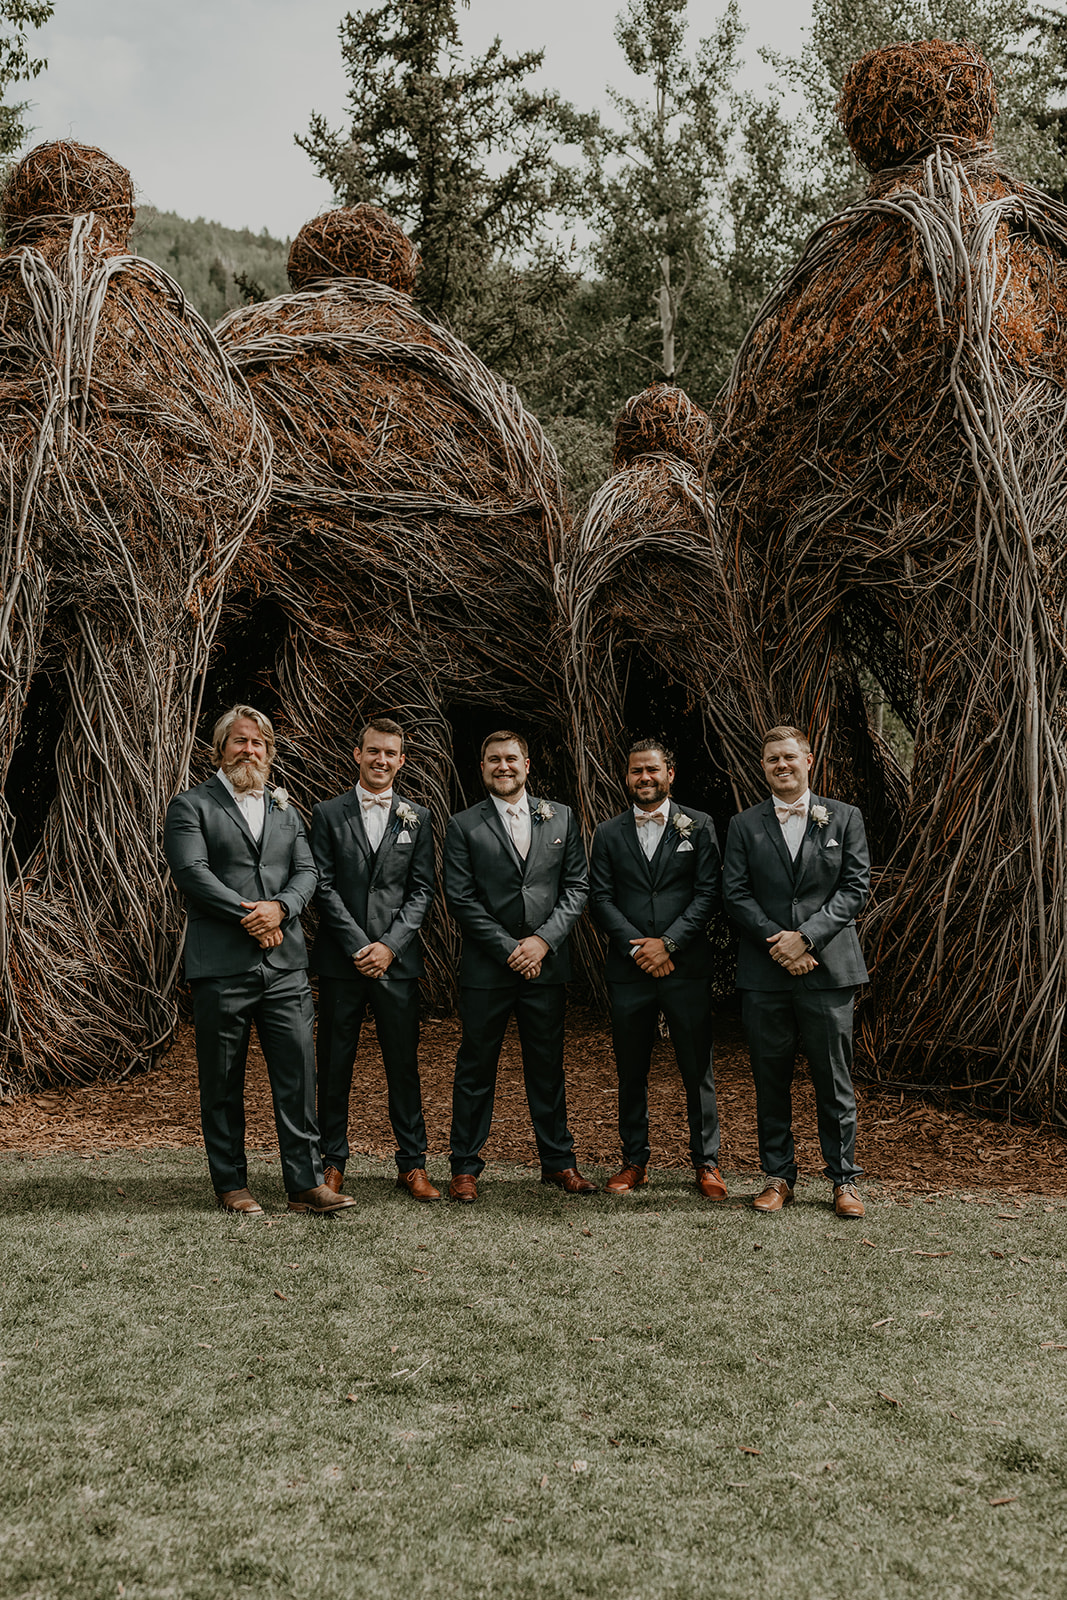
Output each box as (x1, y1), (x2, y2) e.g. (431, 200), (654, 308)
(357, 783), (393, 852)
(774, 788), (810, 860)
(633, 797), (670, 859)
(492, 790), (530, 860)
(217, 767), (265, 843)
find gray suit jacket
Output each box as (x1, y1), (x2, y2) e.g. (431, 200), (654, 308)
(722, 795), (870, 991)
(589, 801), (721, 983)
(310, 790), (434, 981)
(163, 776), (317, 980)
(443, 794), (588, 987)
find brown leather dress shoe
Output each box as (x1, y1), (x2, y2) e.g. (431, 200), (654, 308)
(753, 1178), (794, 1212)
(323, 1165), (344, 1193)
(215, 1187), (264, 1215)
(449, 1174), (478, 1203)
(605, 1163), (648, 1193)
(694, 1165), (728, 1200)
(287, 1184), (358, 1215)
(397, 1168), (441, 1202)
(833, 1182), (865, 1219)
(541, 1166), (597, 1194)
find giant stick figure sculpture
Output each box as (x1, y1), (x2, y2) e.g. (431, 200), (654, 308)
(0, 141), (270, 1091)
(713, 43), (1067, 1110)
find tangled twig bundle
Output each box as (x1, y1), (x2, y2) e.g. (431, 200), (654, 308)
(216, 207), (568, 1004)
(286, 204), (420, 294)
(837, 39), (996, 172)
(713, 43), (1067, 1114)
(0, 141), (271, 1093)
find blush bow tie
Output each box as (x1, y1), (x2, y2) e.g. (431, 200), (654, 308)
(635, 811), (666, 827)
(362, 794), (392, 809)
(774, 800), (807, 820)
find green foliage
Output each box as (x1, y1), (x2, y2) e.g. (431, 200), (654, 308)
(0, 0), (51, 161)
(297, 0), (594, 335)
(2, 1151), (1067, 1599)
(768, 0), (1067, 214)
(128, 208), (290, 324)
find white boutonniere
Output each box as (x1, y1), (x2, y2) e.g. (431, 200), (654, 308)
(531, 799), (555, 825)
(394, 800), (420, 831)
(671, 812), (694, 839)
(810, 804), (829, 828)
(270, 787), (290, 811)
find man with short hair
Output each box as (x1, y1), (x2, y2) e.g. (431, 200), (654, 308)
(589, 739), (727, 1198)
(310, 717), (438, 1201)
(444, 730), (592, 1201)
(722, 725), (870, 1219)
(163, 705), (355, 1217)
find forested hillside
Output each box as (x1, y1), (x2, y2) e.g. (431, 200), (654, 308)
(130, 208), (290, 324)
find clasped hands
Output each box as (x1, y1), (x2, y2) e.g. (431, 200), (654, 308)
(630, 936), (673, 977)
(767, 929), (818, 976)
(353, 941), (395, 979)
(508, 934), (550, 980)
(240, 899), (284, 949)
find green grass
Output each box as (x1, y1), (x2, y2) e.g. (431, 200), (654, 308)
(1, 1152), (1065, 1600)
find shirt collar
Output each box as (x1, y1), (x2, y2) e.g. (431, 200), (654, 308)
(633, 797), (670, 821)
(492, 790), (529, 819)
(356, 782), (393, 805)
(217, 767), (264, 804)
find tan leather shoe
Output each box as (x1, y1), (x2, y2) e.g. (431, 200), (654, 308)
(396, 1168), (441, 1202)
(323, 1165), (344, 1193)
(833, 1182), (865, 1219)
(605, 1163), (648, 1193)
(287, 1184), (357, 1215)
(753, 1178), (794, 1212)
(215, 1187), (264, 1215)
(449, 1174), (478, 1203)
(541, 1166), (597, 1194)
(694, 1165), (728, 1200)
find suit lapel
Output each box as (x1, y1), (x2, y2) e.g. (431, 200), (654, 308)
(369, 796), (401, 885)
(623, 808), (655, 882)
(760, 797), (796, 880)
(482, 797), (525, 872)
(650, 801), (679, 883)
(794, 795), (826, 885)
(207, 774), (258, 848)
(523, 795), (549, 879)
(343, 788), (373, 861)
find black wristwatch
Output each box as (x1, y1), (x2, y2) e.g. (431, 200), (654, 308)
(662, 936), (679, 955)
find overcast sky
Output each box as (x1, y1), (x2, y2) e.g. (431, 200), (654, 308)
(23, 0), (815, 239)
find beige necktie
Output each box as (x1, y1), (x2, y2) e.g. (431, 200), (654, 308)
(506, 805), (529, 860)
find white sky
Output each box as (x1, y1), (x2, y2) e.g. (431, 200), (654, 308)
(23, 0), (814, 239)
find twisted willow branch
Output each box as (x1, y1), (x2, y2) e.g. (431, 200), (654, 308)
(714, 150), (1067, 1116)
(0, 217), (271, 1092)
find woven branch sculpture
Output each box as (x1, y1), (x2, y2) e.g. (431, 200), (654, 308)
(214, 206), (569, 1005)
(0, 141), (271, 1093)
(712, 41), (1067, 1115)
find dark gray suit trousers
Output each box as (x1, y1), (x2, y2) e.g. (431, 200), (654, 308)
(741, 985), (862, 1186)
(316, 974), (427, 1172)
(609, 977), (720, 1169)
(191, 962), (322, 1195)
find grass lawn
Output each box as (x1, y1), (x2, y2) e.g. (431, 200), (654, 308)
(1, 1151), (1065, 1600)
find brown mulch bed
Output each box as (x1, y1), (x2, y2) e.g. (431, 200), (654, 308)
(1, 1005), (1065, 1197)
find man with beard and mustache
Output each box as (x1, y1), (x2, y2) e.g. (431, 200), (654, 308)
(164, 706), (355, 1216)
(589, 738), (727, 1198)
(443, 730), (593, 1202)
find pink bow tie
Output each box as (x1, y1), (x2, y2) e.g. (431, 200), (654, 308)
(635, 811), (666, 827)
(362, 794), (392, 809)
(775, 800), (806, 820)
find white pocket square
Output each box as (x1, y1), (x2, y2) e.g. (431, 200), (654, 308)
(397, 830), (412, 843)
(677, 839), (694, 852)
(826, 838), (839, 848)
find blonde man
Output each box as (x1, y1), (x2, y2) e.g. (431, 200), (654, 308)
(164, 706), (354, 1217)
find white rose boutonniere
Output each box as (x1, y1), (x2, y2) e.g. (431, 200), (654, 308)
(671, 812), (695, 839)
(810, 804), (829, 828)
(531, 799), (555, 825)
(270, 787), (291, 811)
(394, 801), (420, 831)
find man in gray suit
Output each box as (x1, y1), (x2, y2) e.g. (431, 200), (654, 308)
(310, 717), (438, 1201)
(163, 705), (355, 1217)
(589, 738), (727, 1199)
(444, 729), (593, 1202)
(722, 725), (870, 1218)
